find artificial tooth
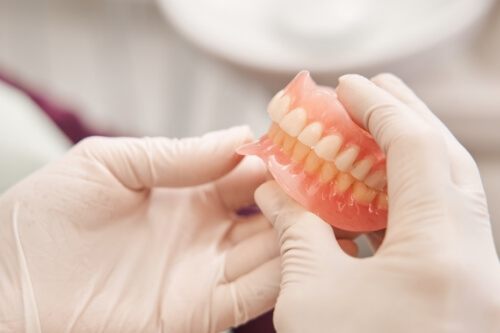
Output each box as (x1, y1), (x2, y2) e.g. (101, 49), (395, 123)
(291, 141), (310, 163)
(268, 90), (291, 122)
(319, 162), (338, 183)
(303, 151), (322, 174)
(298, 122), (323, 147)
(364, 170), (386, 191)
(376, 193), (388, 210)
(352, 182), (377, 205)
(334, 173), (355, 194)
(279, 108), (307, 136)
(283, 134), (296, 154)
(273, 128), (286, 146)
(334, 145), (360, 172)
(314, 135), (343, 161)
(351, 158), (374, 181)
(267, 123), (279, 139)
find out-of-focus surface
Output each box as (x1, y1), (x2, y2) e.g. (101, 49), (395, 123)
(159, 0), (493, 72)
(0, 0), (499, 255)
(0, 81), (70, 192)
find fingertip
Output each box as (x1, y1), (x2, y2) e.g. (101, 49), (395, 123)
(254, 180), (279, 208)
(196, 126), (257, 180)
(338, 73), (366, 84)
(254, 181), (282, 223)
(371, 73), (418, 104)
(371, 72), (402, 85)
(204, 126), (255, 152)
(336, 74), (377, 129)
(216, 156), (268, 211)
(227, 125), (254, 142)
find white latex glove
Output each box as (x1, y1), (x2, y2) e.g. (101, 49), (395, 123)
(0, 127), (281, 333)
(255, 74), (500, 333)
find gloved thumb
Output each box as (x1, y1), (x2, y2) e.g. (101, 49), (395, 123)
(72, 126), (253, 190)
(255, 181), (347, 265)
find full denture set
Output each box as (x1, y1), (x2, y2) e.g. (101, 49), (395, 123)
(239, 71), (388, 232)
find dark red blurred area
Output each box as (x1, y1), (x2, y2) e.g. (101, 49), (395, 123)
(0, 69), (109, 143)
(234, 311), (274, 333)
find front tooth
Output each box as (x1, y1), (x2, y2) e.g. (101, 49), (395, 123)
(279, 108), (307, 136)
(364, 170), (386, 191)
(319, 162), (338, 183)
(268, 90), (291, 122)
(376, 193), (388, 210)
(352, 182), (377, 205)
(334, 173), (355, 194)
(314, 135), (343, 161)
(298, 122), (323, 147)
(335, 145), (360, 171)
(291, 141), (310, 163)
(351, 158), (374, 180)
(283, 134), (296, 154)
(303, 151), (322, 174)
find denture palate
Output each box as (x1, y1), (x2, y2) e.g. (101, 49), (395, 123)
(266, 90), (388, 209)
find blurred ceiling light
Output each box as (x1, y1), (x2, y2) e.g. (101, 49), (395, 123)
(158, 0), (494, 73)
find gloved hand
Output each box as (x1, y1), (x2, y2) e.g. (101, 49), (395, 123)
(0, 127), (281, 333)
(255, 74), (500, 333)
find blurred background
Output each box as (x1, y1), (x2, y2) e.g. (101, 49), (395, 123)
(1, 0), (499, 292)
(1, 0), (499, 330)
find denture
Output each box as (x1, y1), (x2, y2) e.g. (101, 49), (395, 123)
(238, 71), (387, 232)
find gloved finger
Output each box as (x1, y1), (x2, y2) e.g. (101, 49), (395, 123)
(226, 214), (271, 245)
(214, 258), (280, 331)
(73, 126), (252, 190)
(371, 73), (483, 191)
(255, 181), (346, 262)
(215, 156), (268, 211)
(337, 75), (451, 219)
(224, 229), (279, 282)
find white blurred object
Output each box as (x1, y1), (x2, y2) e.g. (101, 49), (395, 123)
(0, 81), (70, 193)
(158, 0), (494, 73)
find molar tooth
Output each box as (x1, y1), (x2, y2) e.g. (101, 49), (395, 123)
(268, 90), (291, 122)
(364, 170), (386, 191)
(267, 123), (279, 139)
(319, 162), (338, 183)
(352, 182), (377, 205)
(298, 122), (323, 147)
(351, 158), (374, 180)
(279, 108), (307, 136)
(334, 173), (355, 194)
(283, 134), (296, 154)
(273, 128), (286, 146)
(335, 145), (360, 171)
(303, 151), (322, 174)
(376, 193), (388, 210)
(291, 141), (310, 163)
(314, 135), (343, 161)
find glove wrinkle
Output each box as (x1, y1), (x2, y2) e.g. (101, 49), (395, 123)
(12, 202), (41, 333)
(229, 282), (248, 328)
